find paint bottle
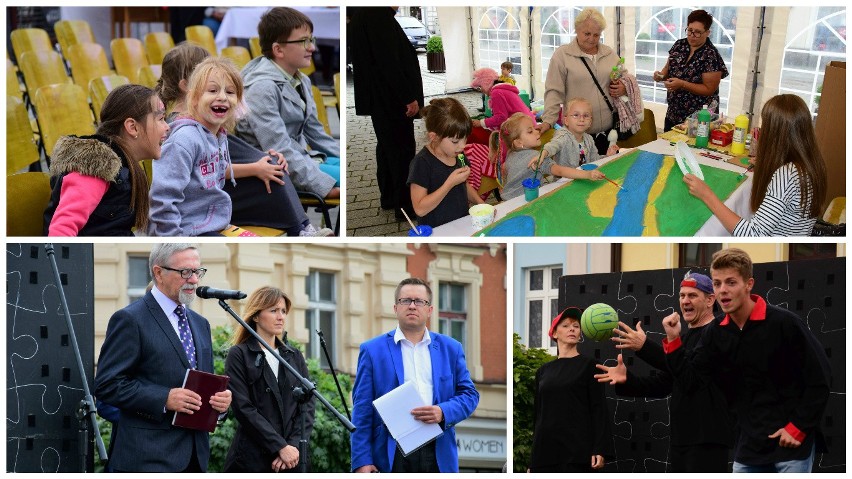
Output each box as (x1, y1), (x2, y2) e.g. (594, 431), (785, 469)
(695, 105), (711, 148)
(730, 114), (749, 155)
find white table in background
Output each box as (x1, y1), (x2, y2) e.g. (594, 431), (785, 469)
(215, 7), (340, 51)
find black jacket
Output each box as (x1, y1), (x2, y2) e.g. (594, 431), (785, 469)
(224, 339), (315, 472)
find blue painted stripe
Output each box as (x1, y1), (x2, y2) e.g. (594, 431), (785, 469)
(602, 151), (664, 236)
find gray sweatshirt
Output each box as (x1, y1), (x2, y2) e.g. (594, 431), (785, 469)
(149, 118), (233, 236)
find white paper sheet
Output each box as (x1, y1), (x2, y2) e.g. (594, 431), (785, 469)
(372, 381), (443, 455)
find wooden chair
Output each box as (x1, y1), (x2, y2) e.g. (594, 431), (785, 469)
(7, 59), (24, 102)
(18, 50), (72, 102)
(185, 25), (217, 55)
(298, 190), (340, 236)
(249, 37), (262, 58)
(6, 172), (52, 236)
(144, 31), (175, 65)
(617, 108), (658, 149)
(89, 74), (130, 122)
(137, 64), (162, 89)
(311, 85), (331, 135)
(34, 83), (96, 158)
(7, 96), (40, 174)
(54, 20), (96, 58)
(110, 38), (149, 84)
(66, 42), (111, 89)
(10, 28), (52, 62)
(221, 46), (251, 70)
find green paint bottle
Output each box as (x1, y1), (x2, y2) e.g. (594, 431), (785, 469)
(695, 105), (711, 148)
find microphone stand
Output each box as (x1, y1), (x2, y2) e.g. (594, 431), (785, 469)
(211, 298), (356, 471)
(317, 329), (351, 419)
(44, 244), (108, 471)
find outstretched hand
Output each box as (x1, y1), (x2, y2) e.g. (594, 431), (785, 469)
(594, 353), (627, 385)
(611, 321), (646, 351)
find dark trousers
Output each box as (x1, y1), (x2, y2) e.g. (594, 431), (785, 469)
(391, 441), (439, 473)
(592, 131), (610, 156)
(670, 444), (729, 473)
(370, 108), (415, 214)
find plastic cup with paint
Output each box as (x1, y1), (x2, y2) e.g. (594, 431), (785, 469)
(522, 178), (541, 202)
(407, 225), (433, 237)
(469, 204), (496, 230)
(580, 163), (598, 171)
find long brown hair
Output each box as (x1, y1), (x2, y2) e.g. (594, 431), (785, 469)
(750, 94), (827, 218)
(232, 286), (292, 345)
(97, 83), (158, 231)
(155, 43), (210, 109)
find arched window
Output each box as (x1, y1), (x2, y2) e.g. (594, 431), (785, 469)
(540, 7), (605, 79)
(780, 8), (846, 117)
(477, 7), (523, 74)
(634, 7), (736, 114)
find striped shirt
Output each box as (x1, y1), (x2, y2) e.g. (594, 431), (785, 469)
(732, 163), (816, 236)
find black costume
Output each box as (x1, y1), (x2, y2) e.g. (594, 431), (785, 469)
(348, 7), (423, 218)
(530, 355), (613, 472)
(664, 295), (831, 466)
(224, 339), (315, 472)
(616, 324), (732, 472)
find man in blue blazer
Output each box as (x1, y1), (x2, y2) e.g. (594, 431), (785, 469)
(94, 244), (231, 472)
(351, 278), (479, 473)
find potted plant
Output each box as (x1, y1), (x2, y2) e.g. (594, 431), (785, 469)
(426, 35), (445, 73)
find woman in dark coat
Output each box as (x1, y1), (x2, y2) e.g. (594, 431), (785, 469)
(224, 286), (315, 472)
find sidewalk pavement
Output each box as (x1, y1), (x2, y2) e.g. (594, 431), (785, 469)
(345, 52), (482, 237)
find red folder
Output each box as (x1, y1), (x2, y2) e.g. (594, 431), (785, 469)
(172, 369), (230, 432)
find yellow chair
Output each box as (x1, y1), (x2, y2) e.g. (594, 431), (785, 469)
(144, 31), (175, 65)
(823, 197), (846, 224)
(137, 64), (162, 89)
(299, 58), (316, 77)
(249, 37), (262, 58)
(185, 25), (217, 55)
(88, 74), (130, 122)
(7, 96), (40, 174)
(298, 190), (340, 235)
(66, 42), (112, 89)
(333, 72), (340, 110)
(10, 28), (53, 61)
(311, 85), (331, 135)
(18, 50), (73, 100)
(54, 20), (96, 58)
(110, 38), (149, 84)
(617, 108), (658, 149)
(238, 225), (286, 236)
(477, 176), (502, 202)
(34, 83), (96, 157)
(221, 46), (251, 70)
(140, 158), (153, 186)
(6, 172), (52, 236)
(7, 59), (24, 102)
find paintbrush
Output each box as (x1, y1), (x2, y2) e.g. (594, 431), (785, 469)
(737, 163), (754, 179)
(600, 173), (626, 191)
(399, 208), (421, 235)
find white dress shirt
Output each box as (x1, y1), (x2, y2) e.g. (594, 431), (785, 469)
(394, 326), (434, 406)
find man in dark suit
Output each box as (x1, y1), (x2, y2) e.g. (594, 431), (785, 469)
(350, 278), (479, 473)
(348, 7), (424, 221)
(94, 243), (232, 472)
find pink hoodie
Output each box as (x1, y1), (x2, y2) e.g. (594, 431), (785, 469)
(483, 83), (535, 130)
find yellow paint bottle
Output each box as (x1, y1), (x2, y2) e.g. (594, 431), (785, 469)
(731, 114), (749, 155)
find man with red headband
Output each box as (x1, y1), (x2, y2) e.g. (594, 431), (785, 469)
(594, 272), (732, 472)
(662, 248), (831, 473)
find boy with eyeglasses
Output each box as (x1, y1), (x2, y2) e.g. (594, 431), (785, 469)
(350, 278), (479, 473)
(235, 7), (341, 200)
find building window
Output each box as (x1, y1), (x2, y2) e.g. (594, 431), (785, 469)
(304, 270), (336, 369)
(789, 243), (837, 261)
(477, 7), (523, 74)
(524, 265), (562, 349)
(438, 283), (467, 349)
(780, 7), (846, 117)
(634, 7), (736, 114)
(127, 256), (151, 302)
(540, 7), (605, 79)
(679, 244), (722, 267)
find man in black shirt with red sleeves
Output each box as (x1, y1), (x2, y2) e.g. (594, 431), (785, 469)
(662, 248), (831, 473)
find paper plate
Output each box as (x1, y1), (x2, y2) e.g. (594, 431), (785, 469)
(674, 141), (704, 180)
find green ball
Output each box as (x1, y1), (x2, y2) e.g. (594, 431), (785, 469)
(581, 303), (619, 341)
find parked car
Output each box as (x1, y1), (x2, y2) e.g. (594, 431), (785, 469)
(395, 15), (431, 50)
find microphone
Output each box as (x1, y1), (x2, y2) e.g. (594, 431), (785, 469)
(195, 286), (247, 300)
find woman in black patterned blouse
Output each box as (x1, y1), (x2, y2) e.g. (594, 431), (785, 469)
(654, 9), (729, 131)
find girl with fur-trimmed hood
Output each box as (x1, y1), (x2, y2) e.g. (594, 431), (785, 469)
(44, 84), (170, 236)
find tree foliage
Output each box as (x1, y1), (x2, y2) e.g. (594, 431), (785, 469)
(512, 333), (554, 472)
(98, 326), (353, 473)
